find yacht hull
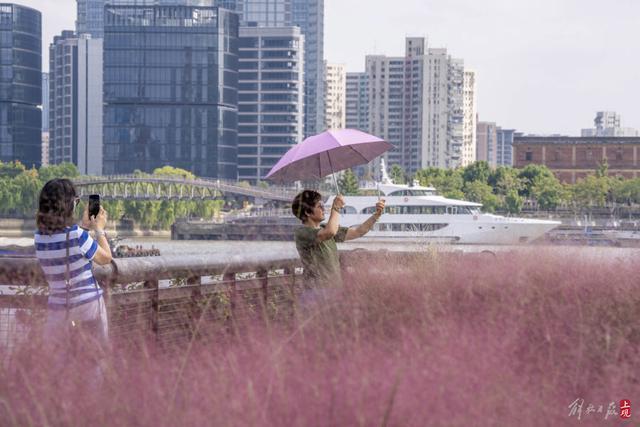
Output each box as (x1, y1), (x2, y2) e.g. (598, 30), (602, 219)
(338, 214), (560, 245)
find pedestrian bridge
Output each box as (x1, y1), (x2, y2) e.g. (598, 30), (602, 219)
(72, 175), (298, 202)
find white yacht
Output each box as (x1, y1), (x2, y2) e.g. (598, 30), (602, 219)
(326, 162), (560, 245)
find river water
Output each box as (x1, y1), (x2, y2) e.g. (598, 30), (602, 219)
(3, 235), (640, 258)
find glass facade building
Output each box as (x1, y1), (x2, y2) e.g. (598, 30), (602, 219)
(229, 0), (324, 137)
(237, 26), (303, 183)
(103, 5), (239, 178)
(77, 1), (237, 38)
(76, 0), (105, 38)
(0, 4), (42, 168)
(496, 128), (519, 166)
(49, 32), (103, 175)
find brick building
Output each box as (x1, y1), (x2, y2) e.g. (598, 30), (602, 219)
(513, 136), (640, 183)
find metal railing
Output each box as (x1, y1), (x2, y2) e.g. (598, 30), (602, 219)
(73, 175), (299, 202)
(0, 253), (304, 358)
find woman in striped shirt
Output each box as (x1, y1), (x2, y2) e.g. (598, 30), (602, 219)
(35, 178), (113, 357)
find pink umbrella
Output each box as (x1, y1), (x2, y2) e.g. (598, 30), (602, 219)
(265, 129), (393, 189)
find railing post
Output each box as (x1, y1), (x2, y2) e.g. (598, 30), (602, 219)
(187, 276), (202, 339)
(284, 265), (296, 317)
(143, 279), (159, 343)
(223, 272), (236, 333)
(257, 268), (268, 311)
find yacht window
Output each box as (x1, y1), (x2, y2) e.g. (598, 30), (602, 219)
(340, 206), (357, 214)
(361, 205), (447, 215)
(387, 189), (435, 197)
(377, 223), (391, 231)
(384, 223), (448, 231)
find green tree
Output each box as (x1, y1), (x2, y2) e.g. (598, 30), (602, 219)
(518, 164), (555, 198)
(504, 189), (524, 214)
(571, 175), (609, 208)
(38, 162), (79, 182)
(414, 167), (445, 187)
(462, 161), (491, 184)
(0, 177), (21, 215)
(431, 169), (465, 199)
(596, 158), (609, 178)
(337, 168), (359, 195)
(389, 164), (406, 184)
(0, 160), (26, 178)
(102, 200), (125, 221)
(12, 169), (41, 216)
(463, 180), (500, 212)
(610, 178), (640, 205)
(531, 175), (564, 210)
(488, 166), (522, 196)
(152, 165), (195, 180)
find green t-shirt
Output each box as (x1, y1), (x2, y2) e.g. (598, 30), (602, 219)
(294, 224), (349, 288)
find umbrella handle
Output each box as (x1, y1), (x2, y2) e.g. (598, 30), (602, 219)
(327, 154), (340, 194)
(331, 172), (340, 194)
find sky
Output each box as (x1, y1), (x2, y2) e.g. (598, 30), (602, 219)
(20, 0), (640, 136)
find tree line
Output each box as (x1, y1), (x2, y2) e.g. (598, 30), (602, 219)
(0, 162), (224, 228)
(337, 160), (640, 214)
(3, 160), (640, 226)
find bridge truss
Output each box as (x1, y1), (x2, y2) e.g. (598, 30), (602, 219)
(73, 175), (297, 203)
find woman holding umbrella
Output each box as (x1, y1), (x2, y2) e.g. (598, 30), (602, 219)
(266, 129), (391, 300)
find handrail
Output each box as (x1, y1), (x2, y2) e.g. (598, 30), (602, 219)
(0, 252), (301, 288)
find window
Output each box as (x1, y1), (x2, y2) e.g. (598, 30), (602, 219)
(339, 206), (357, 214)
(378, 223), (448, 232)
(525, 151), (532, 161)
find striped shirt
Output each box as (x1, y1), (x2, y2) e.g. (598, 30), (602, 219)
(35, 225), (102, 309)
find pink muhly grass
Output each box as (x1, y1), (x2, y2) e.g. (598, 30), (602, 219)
(0, 248), (638, 426)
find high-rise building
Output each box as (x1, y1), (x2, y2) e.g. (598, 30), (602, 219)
(462, 70), (476, 166)
(476, 121), (497, 166)
(77, 0), (324, 140)
(0, 4), (42, 168)
(41, 73), (49, 133)
(76, 0), (227, 38)
(496, 127), (518, 166)
(366, 37), (473, 174)
(345, 71), (369, 178)
(366, 54), (404, 170)
(324, 63), (345, 130)
(102, 5), (239, 178)
(237, 25), (304, 183)
(76, 0), (104, 38)
(581, 111), (639, 137)
(446, 57), (465, 168)
(345, 72), (368, 132)
(49, 32), (103, 175)
(230, 0), (324, 137)
(41, 72), (49, 166)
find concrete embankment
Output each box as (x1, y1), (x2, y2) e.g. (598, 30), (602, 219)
(0, 218), (170, 238)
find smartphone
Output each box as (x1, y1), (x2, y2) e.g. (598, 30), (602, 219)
(88, 194), (100, 219)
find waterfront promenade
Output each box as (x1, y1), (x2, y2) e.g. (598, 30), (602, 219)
(0, 245), (639, 426)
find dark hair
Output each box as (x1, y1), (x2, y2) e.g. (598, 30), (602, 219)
(291, 190), (322, 222)
(36, 178), (78, 234)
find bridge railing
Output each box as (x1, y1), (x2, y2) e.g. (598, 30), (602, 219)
(73, 175), (300, 202)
